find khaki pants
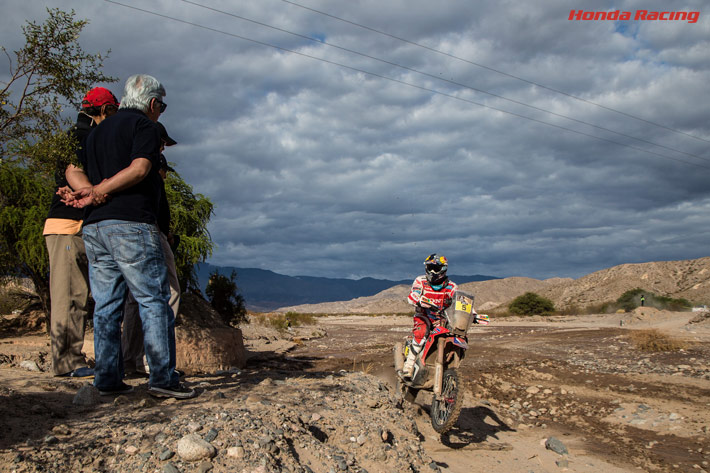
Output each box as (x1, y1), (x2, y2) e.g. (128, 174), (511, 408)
(122, 232), (180, 372)
(45, 234), (90, 375)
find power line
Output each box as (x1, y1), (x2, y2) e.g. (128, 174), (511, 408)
(178, 0), (709, 164)
(280, 0), (710, 146)
(102, 0), (710, 170)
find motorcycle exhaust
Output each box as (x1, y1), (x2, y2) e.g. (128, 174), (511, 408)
(433, 340), (445, 397)
(393, 342), (404, 371)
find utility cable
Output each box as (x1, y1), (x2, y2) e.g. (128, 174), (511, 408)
(102, 0), (710, 170)
(280, 0), (710, 145)
(179, 0), (708, 164)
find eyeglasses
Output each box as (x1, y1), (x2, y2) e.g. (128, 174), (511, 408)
(154, 98), (167, 113)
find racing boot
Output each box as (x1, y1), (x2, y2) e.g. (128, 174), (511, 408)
(401, 340), (424, 380)
(401, 350), (417, 379)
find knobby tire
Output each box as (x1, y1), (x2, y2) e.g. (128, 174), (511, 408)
(430, 369), (463, 434)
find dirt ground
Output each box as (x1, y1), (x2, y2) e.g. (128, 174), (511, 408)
(287, 310), (710, 473)
(0, 309), (709, 472)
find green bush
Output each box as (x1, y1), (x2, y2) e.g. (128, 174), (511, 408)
(205, 270), (247, 326)
(508, 292), (555, 316)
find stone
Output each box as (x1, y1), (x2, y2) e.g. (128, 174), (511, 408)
(174, 294), (246, 374)
(20, 360), (40, 372)
(177, 434), (216, 461)
(159, 449), (175, 461)
(73, 385), (101, 406)
(163, 463), (180, 473)
(197, 461), (213, 473)
(204, 428), (219, 442)
(545, 436), (568, 455)
(226, 446), (244, 458)
(52, 424), (70, 435)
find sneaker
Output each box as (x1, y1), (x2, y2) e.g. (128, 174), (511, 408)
(148, 383), (197, 400)
(98, 382), (134, 396)
(71, 367), (95, 378)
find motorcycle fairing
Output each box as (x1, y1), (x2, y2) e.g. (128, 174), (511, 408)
(451, 336), (468, 349)
(419, 325), (452, 360)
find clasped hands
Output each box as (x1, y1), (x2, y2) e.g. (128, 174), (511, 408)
(57, 182), (110, 208)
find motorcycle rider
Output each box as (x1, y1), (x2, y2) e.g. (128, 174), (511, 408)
(401, 254), (458, 379)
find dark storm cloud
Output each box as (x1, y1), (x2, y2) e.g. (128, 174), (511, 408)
(3, 0), (709, 280)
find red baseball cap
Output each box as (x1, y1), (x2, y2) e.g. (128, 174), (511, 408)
(81, 87), (119, 108)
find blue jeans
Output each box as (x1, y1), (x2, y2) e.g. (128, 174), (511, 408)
(82, 220), (178, 390)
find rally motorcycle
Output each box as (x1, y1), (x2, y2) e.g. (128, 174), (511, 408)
(394, 291), (489, 434)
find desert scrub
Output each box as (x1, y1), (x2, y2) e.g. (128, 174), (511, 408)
(629, 329), (687, 352)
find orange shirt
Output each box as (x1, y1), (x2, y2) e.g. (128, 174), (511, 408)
(43, 218), (82, 235)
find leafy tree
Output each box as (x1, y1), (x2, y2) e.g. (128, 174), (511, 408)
(508, 292), (555, 316)
(164, 168), (215, 292)
(0, 8), (114, 318)
(1, 8), (115, 174)
(0, 164), (53, 311)
(205, 270), (247, 326)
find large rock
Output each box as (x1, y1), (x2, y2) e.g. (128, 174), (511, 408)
(176, 433), (216, 461)
(175, 293), (246, 373)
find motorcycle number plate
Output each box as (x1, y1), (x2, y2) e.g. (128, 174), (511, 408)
(455, 300), (473, 313)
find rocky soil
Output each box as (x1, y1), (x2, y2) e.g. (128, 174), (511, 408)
(1, 308), (709, 473)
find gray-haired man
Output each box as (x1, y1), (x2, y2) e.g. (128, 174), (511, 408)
(66, 74), (195, 399)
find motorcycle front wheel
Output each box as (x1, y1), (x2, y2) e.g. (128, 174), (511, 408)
(430, 369), (463, 434)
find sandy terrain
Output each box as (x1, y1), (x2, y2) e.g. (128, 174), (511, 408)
(0, 309), (709, 472)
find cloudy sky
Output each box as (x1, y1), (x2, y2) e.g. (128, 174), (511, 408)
(3, 0), (709, 280)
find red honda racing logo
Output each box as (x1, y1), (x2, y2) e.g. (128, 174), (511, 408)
(569, 10), (700, 24)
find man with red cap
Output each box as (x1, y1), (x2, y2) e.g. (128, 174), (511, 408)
(43, 87), (119, 378)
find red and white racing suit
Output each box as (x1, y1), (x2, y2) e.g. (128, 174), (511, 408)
(407, 275), (458, 345)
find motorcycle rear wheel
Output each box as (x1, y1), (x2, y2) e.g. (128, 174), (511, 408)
(430, 369), (463, 434)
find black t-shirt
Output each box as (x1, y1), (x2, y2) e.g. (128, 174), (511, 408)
(78, 108), (162, 225)
(157, 184), (170, 236)
(46, 113), (94, 221)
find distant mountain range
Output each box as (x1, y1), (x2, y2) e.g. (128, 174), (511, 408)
(195, 263), (499, 312)
(276, 256), (710, 315)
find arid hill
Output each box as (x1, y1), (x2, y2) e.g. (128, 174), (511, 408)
(537, 256), (710, 310)
(278, 256), (710, 313)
